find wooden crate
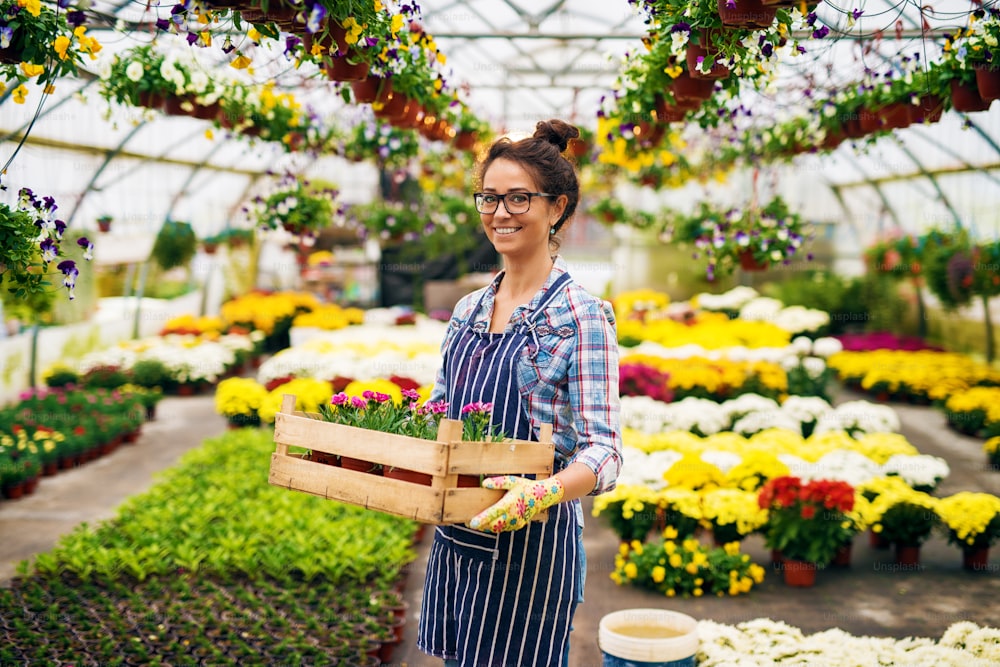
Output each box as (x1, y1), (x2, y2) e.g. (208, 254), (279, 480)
(268, 394), (555, 524)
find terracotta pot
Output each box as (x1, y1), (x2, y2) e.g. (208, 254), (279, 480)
(671, 71), (716, 102)
(325, 54), (369, 82)
(454, 130), (478, 151)
(869, 529), (890, 550)
(137, 90), (165, 111)
(876, 102), (912, 130)
(739, 249), (768, 271)
(2, 481), (25, 500)
(97, 219), (113, 233)
(858, 107), (882, 133)
(909, 94), (944, 124)
(842, 116), (865, 138)
(42, 461), (59, 477)
(310, 451), (340, 466)
(24, 475), (39, 495)
(717, 0), (777, 29)
(567, 137), (589, 157)
(686, 29), (729, 80)
(782, 559), (817, 587)
(457, 474), (481, 488)
(351, 75), (393, 104)
(950, 78), (991, 113)
(894, 544), (920, 566)
(383, 466), (433, 486)
(341, 456), (381, 475)
(974, 64), (1000, 103)
(962, 547), (990, 571)
(832, 542), (852, 568)
(399, 99), (424, 129)
(374, 92), (410, 120)
(163, 95), (189, 116)
(191, 100), (222, 121)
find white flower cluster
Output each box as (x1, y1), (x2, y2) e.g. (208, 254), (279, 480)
(697, 618), (1000, 667)
(77, 334), (244, 384)
(882, 453), (951, 489)
(695, 286), (760, 311)
(262, 322), (450, 387)
(739, 297), (831, 334)
(813, 400), (901, 435)
(616, 446), (682, 488)
(621, 395), (732, 436)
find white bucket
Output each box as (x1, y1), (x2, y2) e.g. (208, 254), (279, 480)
(598, 608), (699, 667)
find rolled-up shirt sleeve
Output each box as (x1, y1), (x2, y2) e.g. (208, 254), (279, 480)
(566, 299), (622, 495)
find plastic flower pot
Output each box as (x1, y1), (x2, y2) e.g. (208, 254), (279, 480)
(909, 94), (944, 124)
(670, 71), (716, 102)
(962, 546), (990, 571)
(782, 559), (817, 587)
(876, 102), (912, 130)
(454, 130), (478, 151)
(686, 30), (730, 80)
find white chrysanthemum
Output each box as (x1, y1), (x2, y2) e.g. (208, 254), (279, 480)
(722, 393), (780, 420)
(881, 454), (950, 488)
(701, 449), (741, 473)
(780, 396), (832, 424)
(739, 297), (784, 321)
(732, 410), (802, 437)
(812, 336), (844, 357)
(807, 450), (882, 486)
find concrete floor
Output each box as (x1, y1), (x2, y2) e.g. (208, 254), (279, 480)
(2, 390), (998, 667)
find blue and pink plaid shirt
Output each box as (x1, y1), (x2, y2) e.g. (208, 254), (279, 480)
(430, 256), (622, 495)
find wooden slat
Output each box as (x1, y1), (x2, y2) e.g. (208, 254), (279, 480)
(268, 453), (447, 523)
(447, 441), (555, 475)
(273, 413), (449, 476)
(433, 418), (463, 490)
(275, 395), (297, 456)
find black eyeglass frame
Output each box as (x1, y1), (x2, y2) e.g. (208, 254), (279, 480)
(472, 191), (558, 215)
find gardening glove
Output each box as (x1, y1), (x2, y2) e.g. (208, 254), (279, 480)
(468, 475), (565, 533)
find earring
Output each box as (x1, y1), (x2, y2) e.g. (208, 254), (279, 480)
(550, 227), (556, 235)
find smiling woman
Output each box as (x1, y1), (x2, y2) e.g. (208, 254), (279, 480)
(417, 120), (622, 667)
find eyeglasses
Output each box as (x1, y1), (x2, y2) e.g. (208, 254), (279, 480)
(473, 192), (557, 215)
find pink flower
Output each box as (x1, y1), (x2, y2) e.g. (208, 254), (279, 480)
(331, 393), (349, 406)
(372, 391), (392, 403)
(350, 396), (367, 409)
(402, 388), (419, 400)
(461, 401), (493, 415)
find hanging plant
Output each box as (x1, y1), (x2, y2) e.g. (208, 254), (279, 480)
(150, 220), (198, 271)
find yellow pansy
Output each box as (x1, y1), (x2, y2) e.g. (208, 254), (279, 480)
(230, 53), (252, 70)
(53, 35), (71, 60)
(20, 62), (44, 77)
(12, 84), (28, 104)
(18, 0), (41, 17)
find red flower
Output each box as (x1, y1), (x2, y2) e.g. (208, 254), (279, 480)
(800, 505), (816, 519)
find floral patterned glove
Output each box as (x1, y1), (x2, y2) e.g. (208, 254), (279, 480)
(468, 475), (565, 533)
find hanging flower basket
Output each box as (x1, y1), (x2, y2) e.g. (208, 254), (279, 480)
(739, 249), (768, 271)
(454, 130), (478, 151)
(97, 216), (113, 233)
(686, 29), (730, 80)
(716, 0), (777, 29)
(374, 92), (410, 121)
(325, 54), (370, 82)
(876, 102), (912, 130)
(974, 64), (1000, 103)
(670, 71), (716, 103)
(137, 90), (166, 111)
(950, 78), (991, 113)
(351, 75), (393, 104)
(909, 94), (944, 124)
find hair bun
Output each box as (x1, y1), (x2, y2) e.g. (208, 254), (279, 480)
(533, 119), (581, 153)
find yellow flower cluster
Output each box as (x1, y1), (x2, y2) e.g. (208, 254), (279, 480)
(829, 350), (1000, 401)
(699, 489), (769, 535)
(612, 289), (671, 319)
(342, 378), (404, 404)
(221, 292), (321, 335)
(937, 492), (1000, 545)
(612, 534), (765, 598)
(985, 436), (1000, 456)
(257, 378), (333, 424)
(161, 314), (226, 335)
(945, 387), (1000, 428)
(292, 304), (365, 330)
(625, 428), (918, 465)
(618, 313), (792, 350)
(663, 454), (726, 491)
(214, 377), (268, 417)
(620, 353), (787, 395)
(724, 451), (791, 491)
(592, 484), (664, 521)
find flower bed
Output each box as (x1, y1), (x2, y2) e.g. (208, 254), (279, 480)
(828, 350), (1000, 403)
(696, 618), (1000, 666)
(4, 430), (416, 664)
(944, 387), (1000, 439)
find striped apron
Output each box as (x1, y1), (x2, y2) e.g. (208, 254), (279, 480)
(417, 272), (580, 667)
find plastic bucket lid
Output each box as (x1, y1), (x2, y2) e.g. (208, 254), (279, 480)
(598, 608), (698, 663)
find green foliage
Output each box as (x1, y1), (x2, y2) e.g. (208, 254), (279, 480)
(81, 365), (129, 390)
(150, 220), (197, 271)
(763, 271), (870, 335)
(130, 359), (170, 388)
(30, 429), (416, 584)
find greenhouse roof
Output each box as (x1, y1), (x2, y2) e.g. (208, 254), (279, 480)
(0, 0), (997, 258)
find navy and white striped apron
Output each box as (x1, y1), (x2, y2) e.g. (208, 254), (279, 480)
(418, 272), (580, 667)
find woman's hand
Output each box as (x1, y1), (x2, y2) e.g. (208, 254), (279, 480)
(468, 475), (565, 533)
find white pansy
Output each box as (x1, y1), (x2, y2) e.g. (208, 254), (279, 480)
(125, 61), (144, 82)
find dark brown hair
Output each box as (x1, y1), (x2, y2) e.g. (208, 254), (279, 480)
(478, 119), (581, 238)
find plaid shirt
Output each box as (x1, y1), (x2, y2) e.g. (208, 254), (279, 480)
(430, 256), (622, 495)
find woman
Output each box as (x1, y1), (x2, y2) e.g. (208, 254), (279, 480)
(417, 119), (622, 667)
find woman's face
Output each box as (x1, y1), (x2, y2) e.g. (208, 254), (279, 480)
(479, 158), (566, 260)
